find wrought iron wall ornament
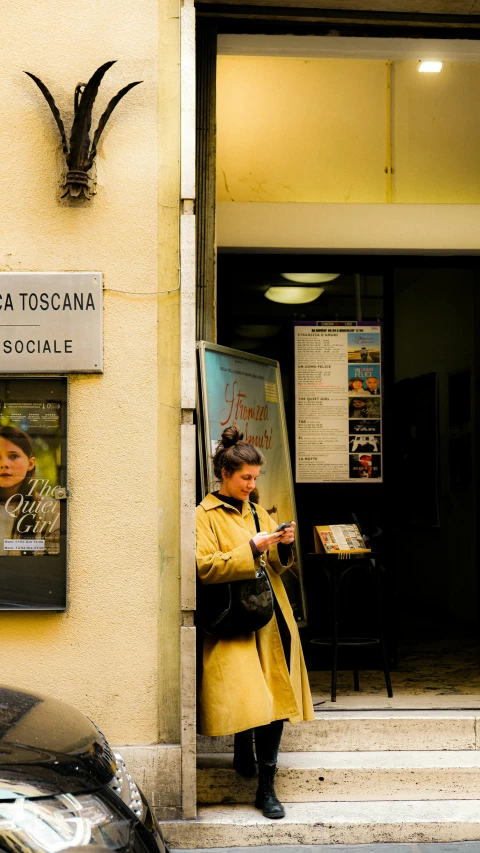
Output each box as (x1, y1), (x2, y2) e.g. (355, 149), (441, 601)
(25, 61), (142, 199)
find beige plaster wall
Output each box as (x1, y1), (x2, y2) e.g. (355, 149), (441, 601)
(157, 0), (182, 745)
(0, 1), (179, 745)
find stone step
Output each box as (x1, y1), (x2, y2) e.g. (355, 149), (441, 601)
(162, 800), (480, 848)
(197, 750), (480, 803)
(197, 711), (478, 753)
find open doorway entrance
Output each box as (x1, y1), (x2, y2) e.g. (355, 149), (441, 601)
(216, 252), (480, 709)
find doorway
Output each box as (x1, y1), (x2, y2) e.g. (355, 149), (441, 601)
(216, 252), (480, 708)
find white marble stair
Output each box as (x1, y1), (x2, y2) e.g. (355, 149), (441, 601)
(162, 800), (480, 848)
(197, 710), (479, 753)
(163, 711), (480, 847)
(197, 750), (480, 804)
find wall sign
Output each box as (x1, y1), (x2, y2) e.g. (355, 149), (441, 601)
(295, 322), (383, 483)
(0, 273), (103, 373)
(197, 341), (307, 626)
(0, 377), (67, 609)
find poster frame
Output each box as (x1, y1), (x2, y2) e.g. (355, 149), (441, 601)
(196, 340), (307, 627)
(0, 375), (68, 610)
(294, 321), (383, 485)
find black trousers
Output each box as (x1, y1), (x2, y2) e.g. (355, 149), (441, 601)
(235, 720), (284, 765)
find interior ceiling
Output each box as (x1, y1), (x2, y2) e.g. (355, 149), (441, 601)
(197, 0), (480, 8)
(196, 0), (480, 34)
(197, 1), (480, 9)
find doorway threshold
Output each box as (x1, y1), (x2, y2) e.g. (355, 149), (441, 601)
(309, 635), (480, 711)
(312, 692), (480, 711)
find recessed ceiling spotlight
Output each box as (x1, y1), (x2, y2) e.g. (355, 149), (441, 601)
(418, 61), (442, 73)
(281, 273), (340, 284)
(265, 286), (324, 304)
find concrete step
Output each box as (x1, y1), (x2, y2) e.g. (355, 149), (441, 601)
(171, 846), (480, 853)
(162, 800), (480, 848)
(197, 711), (478, 753)
(197, 750), (480, 803)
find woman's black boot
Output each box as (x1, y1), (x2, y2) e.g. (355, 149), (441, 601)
(233, 730), (256, 778)
(254, 764), (285, 819)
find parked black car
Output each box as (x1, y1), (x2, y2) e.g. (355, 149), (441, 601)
(0, 685), (168, 853)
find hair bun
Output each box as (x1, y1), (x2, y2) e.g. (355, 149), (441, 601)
(221, 425), (243, 448)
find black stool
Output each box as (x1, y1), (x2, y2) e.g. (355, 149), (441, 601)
(308, 552), (393, 703)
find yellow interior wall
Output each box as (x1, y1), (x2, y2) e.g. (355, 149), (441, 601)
(393, 61), (480, 203)
(217, 56), (387, 203)
(0, 0), (179, 744)
(217, 54), (480, 204)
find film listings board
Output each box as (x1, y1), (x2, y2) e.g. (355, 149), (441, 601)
(294, 322), (382, 483)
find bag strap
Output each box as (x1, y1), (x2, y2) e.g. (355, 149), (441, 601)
(250, 503), (267, 569)
(250, 502), (261, 533)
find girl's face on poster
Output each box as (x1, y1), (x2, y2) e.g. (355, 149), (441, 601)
(0, 437), (35, 497)
(221, 463), (261, 501)
(351, 379), (363, 390)
(352, 398), (366, 409)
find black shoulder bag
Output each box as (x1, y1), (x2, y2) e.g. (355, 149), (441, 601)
(197, 503), (274, 638)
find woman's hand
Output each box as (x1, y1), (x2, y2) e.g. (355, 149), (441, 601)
(252, 531), (283, 553)
(253, 521), (296, 553)
(279, 521), (295, 545)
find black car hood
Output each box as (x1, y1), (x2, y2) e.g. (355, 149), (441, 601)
(0, 686), (116, 799)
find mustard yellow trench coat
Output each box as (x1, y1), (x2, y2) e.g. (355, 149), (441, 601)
(196, 493), (315, 737)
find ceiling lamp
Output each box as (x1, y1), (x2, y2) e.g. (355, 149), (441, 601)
(265, 286), (324, 304)
(281, 273), (340, 284)
(418, 61), (442, 73)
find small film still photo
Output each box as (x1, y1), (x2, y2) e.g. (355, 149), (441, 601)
(347, 332), (380, 364)
(349, 434), (381, 453)
(348, 397), (381, 419)
(348, 365), (381, 396)
(349, 453), (382, 479)
(349, 419), (381, 435)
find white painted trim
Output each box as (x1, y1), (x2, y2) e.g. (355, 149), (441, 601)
(217, 202), (480, 253)
(180, 212), (196, 408)
(179, 2), (197, 820)
(181, 5), (196, 200)
(181, 626), (197, 819)
(217, 34), (480, 62)
(180, 421), (196, 612)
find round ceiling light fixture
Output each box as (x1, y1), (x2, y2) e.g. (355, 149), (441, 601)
(281, 273), (340, 284)
(265, 286), (324, 304)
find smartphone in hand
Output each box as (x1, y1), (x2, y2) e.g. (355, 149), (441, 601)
(274, 521), (293, 533)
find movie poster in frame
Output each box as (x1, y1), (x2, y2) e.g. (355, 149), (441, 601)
(0, 377), (67, 609)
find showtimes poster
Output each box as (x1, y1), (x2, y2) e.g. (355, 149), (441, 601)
(197, 342), (307, 625)
(294, 323), (383, 483)
(0, 378), (67, 609)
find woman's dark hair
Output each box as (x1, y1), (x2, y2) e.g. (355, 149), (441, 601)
(212, 426), (265, 480)
(348, 379), (363, 390)
(0, 426), (36, 497)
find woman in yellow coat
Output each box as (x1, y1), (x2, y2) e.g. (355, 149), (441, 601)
(196, 426), (314, 819)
